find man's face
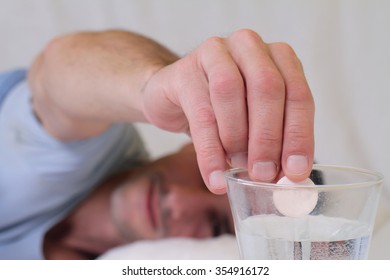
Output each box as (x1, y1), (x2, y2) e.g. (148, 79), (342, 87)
(110, 144), (234, 242)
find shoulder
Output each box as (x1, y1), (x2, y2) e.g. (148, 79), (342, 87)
(0, 69), (27, 105)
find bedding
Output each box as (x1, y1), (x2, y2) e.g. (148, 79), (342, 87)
(99, 234), (239, 260)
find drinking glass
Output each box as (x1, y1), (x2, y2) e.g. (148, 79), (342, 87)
(225, 165), (383, 260)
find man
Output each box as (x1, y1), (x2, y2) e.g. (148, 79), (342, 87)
(0, 29), (315, 259)
(43, 143), (234, 259)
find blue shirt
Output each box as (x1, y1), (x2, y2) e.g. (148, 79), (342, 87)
(0, 70), (148, 259)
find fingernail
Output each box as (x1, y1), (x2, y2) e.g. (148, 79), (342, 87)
(209, 170), (226, 191)
(228, 152), (248, 168)
(252, 161), (277, 181)
(286, 155), (309, 175)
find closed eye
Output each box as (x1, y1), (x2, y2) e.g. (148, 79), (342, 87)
(211, 213), (221, 237)
(211, 213), (234, 237)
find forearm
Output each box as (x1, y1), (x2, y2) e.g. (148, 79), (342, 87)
(28, 30), (178, 140)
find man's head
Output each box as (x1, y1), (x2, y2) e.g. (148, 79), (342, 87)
(110, 143), (234, 243)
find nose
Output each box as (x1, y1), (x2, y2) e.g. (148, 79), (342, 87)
(161, 187), (215, 238)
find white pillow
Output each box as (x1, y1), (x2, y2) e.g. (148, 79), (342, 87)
(99, 234), (239, 260)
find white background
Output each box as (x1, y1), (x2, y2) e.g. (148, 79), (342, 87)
(1, 0), (390, 258)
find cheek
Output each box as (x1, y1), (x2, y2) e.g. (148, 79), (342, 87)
(110, 182), (155, 241)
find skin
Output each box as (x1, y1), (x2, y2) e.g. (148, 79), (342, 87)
(43, 144), (233, 259)
(29, 29), (315, 195)
(27, 29), (315, 259)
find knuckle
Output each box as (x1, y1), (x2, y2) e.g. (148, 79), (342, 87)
(196, 143), (217, 158)
(270, 42), (304, 71)
(285, 122), (312, 147)
(221, 129), (248, 151)
(286, 125), (309, 141)
(254, 127), (282, 146)
(201, 36), (225, 51)
(209, 72), (242, 99)
(196, 141), (223, 163)
(272, 42), (296, 57)
(252, 69), (285, 98)
(231, 29), (263, 44)
(193, 105), (216, 128)
(289, 86), (313, 103)
(292, 100), (315, 114)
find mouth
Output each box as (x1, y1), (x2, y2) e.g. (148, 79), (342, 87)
(146, 175), (161, 233)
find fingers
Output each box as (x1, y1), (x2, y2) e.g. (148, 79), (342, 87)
(225, 30), (314, 183)
(227, 30), (286, 182)
(165, 29), (314, 193)
(180, 86), (228, 195)
(179, 38), (247, 194)
(268, 43), (315, 181)
(199, 37), (248, 167)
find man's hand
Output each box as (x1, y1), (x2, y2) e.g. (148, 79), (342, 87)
(143, 29), (314, 194)
(30, 29), (314, 194)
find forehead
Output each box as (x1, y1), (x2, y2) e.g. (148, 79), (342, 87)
(146, 147), (208, 190)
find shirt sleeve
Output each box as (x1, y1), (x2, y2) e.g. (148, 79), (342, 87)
(0, 77), (148, 259)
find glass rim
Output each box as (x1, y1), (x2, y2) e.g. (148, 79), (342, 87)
(224, 164), (384, 190)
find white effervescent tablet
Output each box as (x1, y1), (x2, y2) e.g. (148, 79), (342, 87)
(272, 176), (318, 218)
